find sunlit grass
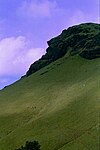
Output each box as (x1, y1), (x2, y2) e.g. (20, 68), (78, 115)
(0, 55), (99, 150)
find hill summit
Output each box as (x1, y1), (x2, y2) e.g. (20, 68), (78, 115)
(26, 23), (100, 76)
(0, 23), (99, 150)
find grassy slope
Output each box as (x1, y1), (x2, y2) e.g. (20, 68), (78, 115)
(0, 55), (99, 150)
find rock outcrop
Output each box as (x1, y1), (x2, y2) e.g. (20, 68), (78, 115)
(26, 23), (100, 77)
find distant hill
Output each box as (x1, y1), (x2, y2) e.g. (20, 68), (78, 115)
(0, 23), (99, 150)
(26, 23), (100, 76)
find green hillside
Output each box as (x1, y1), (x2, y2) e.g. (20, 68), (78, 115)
(0, 23), (100, 150)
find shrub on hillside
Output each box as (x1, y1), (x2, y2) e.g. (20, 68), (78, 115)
(15, 140), (41, 150)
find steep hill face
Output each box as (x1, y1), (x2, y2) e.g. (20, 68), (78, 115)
(0, 23), (99, 150)
(26, 23), (100, 76)
(0, 56), (99, 150)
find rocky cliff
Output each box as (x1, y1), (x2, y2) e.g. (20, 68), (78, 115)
(26, 23), (100, 77)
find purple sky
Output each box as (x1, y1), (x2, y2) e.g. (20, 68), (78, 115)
(0, 0), (99, 89)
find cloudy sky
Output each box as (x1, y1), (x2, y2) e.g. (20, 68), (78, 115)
(0, 0), (99, 89)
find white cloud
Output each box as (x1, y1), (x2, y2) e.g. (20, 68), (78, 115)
(18, 0), (57, 19)
(0, 36), (45, 77)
